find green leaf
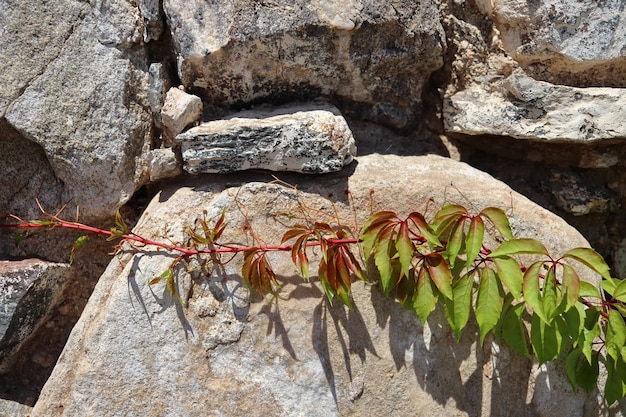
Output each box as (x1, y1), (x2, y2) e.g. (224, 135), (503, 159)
(479, 207), (514, 240)
(561, 263), (581, 310)
(564, 302), (585, 342)
(425, 253), (453, 300)
(69, 235), (88, 265)
(580, 308), (601, 364)
(522, 261), (548, 324)
(444, 272), (474, 341)
(562, 247), (611, 280)
(605, 356), (626, 406)
(601, 277), (618, 296)
(476, 268), (504, 345)
(565, 347), (599, 392)
(606, 309), (626, 363)
(611, 279), (626, 303)
(396, 221), (414, 279)
(413, 267), (438, 323)
(530, 313), (568, 364)
(465, 216), (485, 270)
(374, 229), (397, 295)
(489, 238), (549, 258)
(433, 204), (467, 236)
(501, 302), (530, 358)
(492, 256), (523, 299)
(445, 219), (465, 268)
(542, 266), (566, 323)
(579, 280), (601, 299)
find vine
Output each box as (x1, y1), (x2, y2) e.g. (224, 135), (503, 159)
(2, 196), (626, 406)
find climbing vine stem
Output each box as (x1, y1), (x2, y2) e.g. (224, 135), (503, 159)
(1, 196), (625, 405)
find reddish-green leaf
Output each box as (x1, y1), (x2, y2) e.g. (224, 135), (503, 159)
(479, 207), (514, 240)
(562, 247), (611, 280)
(465, 216), (485, 270)
(523, 261), (548, 324)
(359, 211), (398, 258)
(433, 204), (467, 234)
(396, 221), (414, 278)
(561, 263), (581, 310)
(425, 253), (453, 300)
(444, 272), (474, 341)
(476, 268), (504, 345)
(492, 256), (523, 300)
(407, 212), (442, 247)
(489, 238), (549, 258)
(242, 249), (278, 297)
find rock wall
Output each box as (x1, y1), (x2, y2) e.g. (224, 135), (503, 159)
(0, 0), (625, 415)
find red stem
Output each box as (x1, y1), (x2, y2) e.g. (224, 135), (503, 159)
(0, 221), (359, 256)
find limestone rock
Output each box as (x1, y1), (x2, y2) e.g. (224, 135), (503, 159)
(0, 259), (70, 372)
(148, 148), (182, 182)
(176, 103), (357, 174)
(444, 75), (626, 142)
(162, 0), (445, 128)
(483, 0), (626, 85)
(32, 154), (612, 416)
(4, 5), (152, 221)
(161, 87), (203, 142)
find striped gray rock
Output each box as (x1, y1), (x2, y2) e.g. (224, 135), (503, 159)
(176, 103), (356, 174)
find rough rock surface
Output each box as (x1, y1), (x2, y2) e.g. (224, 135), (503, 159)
(477, 0), (626, 86)
(1, 0), (151, 221)
(161, 87), (203, 143)
(32, 154), (612, 416)
(0, 260), (70, 371)
(444, 75), (626, 142)
(177, 103), (357, 174)
(163, 0), (445, 128)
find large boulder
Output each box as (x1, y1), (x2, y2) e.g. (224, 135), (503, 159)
(162, 0), (445, 128)
(1, 0), (152, 222)
(32, 154), (615, 416)
(476, 0), (626, 86)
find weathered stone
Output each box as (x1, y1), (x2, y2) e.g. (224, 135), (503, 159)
(162, 0), (445, 128)
(148, 148), (182, 182)
(543, 172), (613, 216)
(140, 0), (163, 42)
(0, 259), (70, 373)
(444, 74), (626, 142)
(0, 398), (32, 417)
(33, 154), (615, 416)
(4, 6), (152, 221)
(161, 87), (203, 143)
(482, 0), (626, 85)
(0, 0), (86, 118)
(176, 103), (357, 174)
(147, 63), (172, 129)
